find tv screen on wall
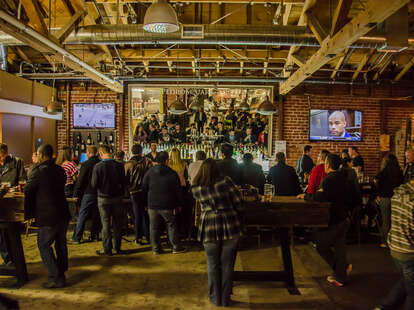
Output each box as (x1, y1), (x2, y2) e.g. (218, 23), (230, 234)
(73, 103), (115, 129)
(309, 109), (362, 141)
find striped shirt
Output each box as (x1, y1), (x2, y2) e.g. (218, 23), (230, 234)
(388, 183), (414, 256)
(191, 177), (243, 243)
(61, 161), (78, 185)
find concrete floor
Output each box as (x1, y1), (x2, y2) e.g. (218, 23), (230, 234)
(0, 231), (399, 310)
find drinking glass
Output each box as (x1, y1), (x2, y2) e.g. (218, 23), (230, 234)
(263, 184), (274, 202)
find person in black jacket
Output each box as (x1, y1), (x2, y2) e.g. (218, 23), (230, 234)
(296, 145), (315, 184)
(194, 107), (207, 134)
(91, 145), (126, 256)
(217, 143), (242, 185)
(349, 146), (364, 173)
(374, 153), (404, 247)
(142, 151), (186, 255)
(268, 152), (301, 196)
(125, 144), (152, 245)
(240, 153), (265, 194)
(71, 146), (101, 243)
(24, 144), (71, 288)
(302, 154), (352, 287)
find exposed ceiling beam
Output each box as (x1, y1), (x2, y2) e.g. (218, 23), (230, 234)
(60, 0), (75, 15)
(331, 48), (348, 79)
(104, 4), (117, 24)
(394, 56), (414, 81)
(216, 60), (220, 73)
(93, 0), (305, 3)
(331, 0), (352, 37)
(55, 10), (85, 44)
(291, 54), (304, 67)
(373, 55), (393, 81)
(192, 60), (196, 73)
(306, 10), (328, 46)
(352, 49), (374, 81)
(14, 47), (31, 63)
(240, 61), (244, 74)
(263, 61), (268, 74)
(283, 3), (293, 26)
(21, 0), (48, 35)
(0, 10), (123, 92)
(167, 61), (173, 72)
(143, 60), (149, 72)
(282, 0), (316, 78)
(279, 0), (411, 95)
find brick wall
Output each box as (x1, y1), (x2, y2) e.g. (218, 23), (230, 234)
(273, 84), (414, 177)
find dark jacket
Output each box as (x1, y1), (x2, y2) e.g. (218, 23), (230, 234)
(24, 160), (70, 226)
(147, 130), (159, 143)
(142, 164), (183, 209)
(240, 162), (266, 194)
(172, 130), (186, 144)
(296, 154), (315, 182)
(91, 159), (125, 199)
(195, 111), (207, 124)
(0, 155), (26, 186)
(305, 170), (349, 226)
(225, 133), (240, 144)
(268, 162), (302, 196)
(241, 133), (258, 144)
(73, 155), (100, 198)
(352, 155), (364, 171)
(125, 155), (153, 194)
(217, 158), (242, 185)
(403, 163), (414, 183)
(375, 166), (404, 198)
(340, 166), (362, 209)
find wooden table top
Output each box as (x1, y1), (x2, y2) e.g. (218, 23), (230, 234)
(0, 192), (25, 223)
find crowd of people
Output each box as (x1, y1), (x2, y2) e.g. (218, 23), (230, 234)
(1, 139), (414, 309)
(133, 110), (269, 147)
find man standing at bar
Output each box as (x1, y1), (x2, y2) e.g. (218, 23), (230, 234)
(349, 146), (364, 173)
(24, 144), (70, 288)
(217, 143), (241, 185)
(71, 145), (101, 243)
(125, 144), (152, 245)
(296, 145), (314, 184)
(0, 143), (26, 266)
(146, 141), (159, 163)
(91, 145), (126, 256)
(142, 151), (186, 254)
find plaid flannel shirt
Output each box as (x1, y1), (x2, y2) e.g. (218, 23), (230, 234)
(191, 176), (243, 243)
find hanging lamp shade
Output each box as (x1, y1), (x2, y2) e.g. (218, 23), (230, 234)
(143, 0), (179, 33)
(237, 95), (250, 111)
(43, 95), (63, 115)
(168, 96), (187, 115)
(256, 96), (276, 115)
(189, 96), (203, 111)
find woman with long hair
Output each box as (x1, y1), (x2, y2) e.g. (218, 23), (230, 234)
(374, 153), (404, 247)
(56, 146), (78, 197)
(192, 159), (242, 307)
(133, 124), (148, 143)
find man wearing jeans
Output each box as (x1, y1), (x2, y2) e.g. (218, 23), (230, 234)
(24, 144), (70, 288)
(91, 145), (126, 256)
(375, 182), (414, 310)
(125, 144), (152, 245)
(142, 151), (185, 254)
(71, 146), (101, 243)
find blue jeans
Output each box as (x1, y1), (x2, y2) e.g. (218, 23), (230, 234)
(148, 209), (179, 252)
(380, 258), (414, 310)
(98, 197), (124, 253)
(72, 194), (101, 242)
(203, 238), (240, 307)
(131, 192), (150, 242)
(37, 222), (68, 283)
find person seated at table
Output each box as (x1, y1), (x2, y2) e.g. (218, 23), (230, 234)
(172, 124), (186, 144)
(307, 150), (330, 195)
(225, 129), (240, 144)
(24, 144), (71, 288)
(268, 152), (301, 196)
(133, 125), (148, 144)
(240, 153), (265, 194)
(217, 143), (242, 185)
(71, 145), (101, 244)
(300, 154), (353, 287)
(0, 143), (26, 267)
(241, 127), (257, 145)
(159, 126), (173, 144)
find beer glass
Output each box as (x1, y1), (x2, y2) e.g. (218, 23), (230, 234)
(263, 184), (274, 202)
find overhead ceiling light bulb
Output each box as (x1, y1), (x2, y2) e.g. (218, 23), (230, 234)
(169, 96), (187, 115)
(143, 0), (179, 34)
(237, 93), (250, 111)
(256, 96), (276, 115)
(43, 95), (63, 115)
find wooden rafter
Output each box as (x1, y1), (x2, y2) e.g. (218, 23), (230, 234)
(279, 0), (411, 95)
(21, 0), (48, 35)
(94, 0), (304, 3)
(143, 60), (149, 72)
(14, 47), (31, 63)
(306, 10), (328, 46)
(104, 4), (117, 24)
(352, 49), (374, 81)
(55, 10), (85, 43)
(216, 60), (220, 73)
(373, 55), (393, 81)
(283, 3), (293, 26)
(167, 61), (173, 72)
(331, 48), (348, 79)
(263, 61), (268, 74)
(331, 0), (352, 37)
(394, 56), (414, 81)
(240, 61), (244, 74)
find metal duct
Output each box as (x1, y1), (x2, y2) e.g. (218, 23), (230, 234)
(0, 43), (7, 71)
(0, 24), (394, 49)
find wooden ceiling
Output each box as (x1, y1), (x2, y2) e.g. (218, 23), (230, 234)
(1, 0), (414, 93)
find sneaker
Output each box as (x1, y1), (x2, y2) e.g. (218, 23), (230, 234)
(172, 247), (187, 254)
(346, 264), (353, 277)
(326, 275), (344, 287)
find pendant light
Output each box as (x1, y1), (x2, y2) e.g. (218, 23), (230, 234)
(237, 90), (250, 111)
(169, 95), (187, 115)
(189, 96), (202, 111)
(143, 0), (179, 33)
(44, 64), (63, 115)
(256, 96), (277, 115)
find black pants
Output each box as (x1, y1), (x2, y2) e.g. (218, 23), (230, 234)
(316, 219), (350, 283)
(0, 229), (10, 264)
(37, 222), (69, 283)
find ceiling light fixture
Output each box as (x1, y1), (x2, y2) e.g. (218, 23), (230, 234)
(143, 0), (179, 33)
(169, 95), (187, 115)
(237, 90), (250, 111)
(43, 95), (63, 115)
(256, 96), (276, 115)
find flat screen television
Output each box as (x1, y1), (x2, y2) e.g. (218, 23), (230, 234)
(73, 103), (115, 129)
(309, 109), (362, 141)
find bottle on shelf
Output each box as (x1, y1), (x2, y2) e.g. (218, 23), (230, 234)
(104, 137), (109, 145)
(76, 133), (81, 145)
(81, 140), (86, 152)
(97, 132), (102, 145)
(109, 132), (114, 143)
(87, 132), (91, 145)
